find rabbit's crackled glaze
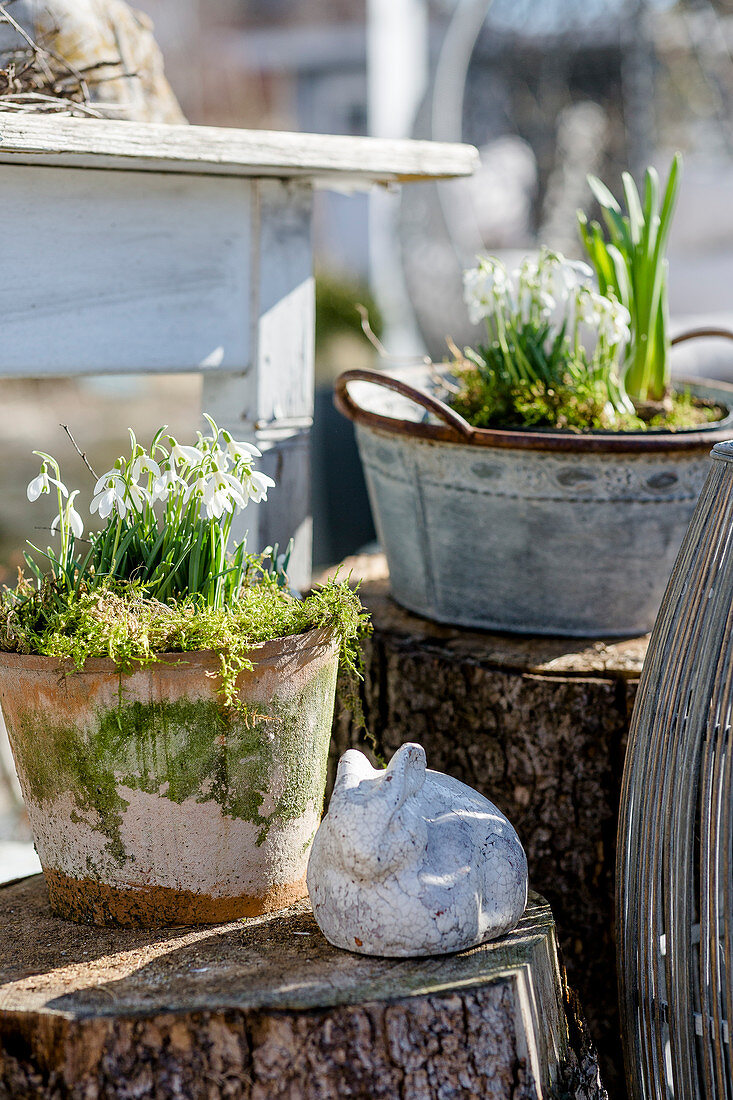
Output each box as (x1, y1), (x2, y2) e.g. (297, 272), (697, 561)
(307, 743), (528, 956)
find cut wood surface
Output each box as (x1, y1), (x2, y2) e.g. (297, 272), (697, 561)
(0, 876), (602, 1099)
(0, 114), (479, 184)
(325, 554), (645, 1096)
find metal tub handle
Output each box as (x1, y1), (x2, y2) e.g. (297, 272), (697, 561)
(333, 368), (475, 443)
(672, 327), (733, 347)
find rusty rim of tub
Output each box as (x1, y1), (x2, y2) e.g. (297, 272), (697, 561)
(334, 328), (733, 455)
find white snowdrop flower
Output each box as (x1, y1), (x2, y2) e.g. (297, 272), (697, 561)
(125, 480), (149, 513)
(210, 492), (232, 519)
(93, 468), (123, 495)
(209, 446), (232, 473)
(614, 300), (631, 327)
(538, 291), (556, 318)
(597, 297), (632, 347)
(194, 473), (249, 519)
(608, 300), (632, 337)
(26, 471), (48, 502)
(91, 473), (147, 519)
(566, 259), (593, 283)
(168, 439), (201, 468)
(68, 506), (85, 538)
(519, 255), (540, 287)
(549, 258), (591, 306)
(131, 455), (161, 482)
(217, 471), (249, 509)
(247, 470), (276, 504)
(222, 431), (262, 462)
(202, 479), (230, 519)
(609, 319), (631, 348)
(184, 473), (211, 505)
(576, 288), (602, 326)
(91, 484), (125, 520)
(152, 467), (184, 502)
(27, 468), (68, 502)
(51, 492), (84, 539)
(465, 297), (486, 327)
(463, 258), (508, 325)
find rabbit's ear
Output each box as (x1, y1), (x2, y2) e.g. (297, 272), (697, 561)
(328, 749), (379, 815)
(336, 749), (378, 792)
(385, 743), (427, 808)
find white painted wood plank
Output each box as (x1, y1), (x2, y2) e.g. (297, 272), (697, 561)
(200, 180), (314, 429)
(251, 182), (314, 587)
(256, 180), (314, 427)
(0, 114), (479, 185)
(203, 180), (315, 588)
(257, 430), (313, 590)
(0, 164), (252, 374)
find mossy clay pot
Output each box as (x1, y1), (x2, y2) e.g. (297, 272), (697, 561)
(0, 626), (339, 928)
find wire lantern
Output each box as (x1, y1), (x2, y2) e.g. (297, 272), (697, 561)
(618, 439), (733, 1099)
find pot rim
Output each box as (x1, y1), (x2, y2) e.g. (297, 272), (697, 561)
(334, 368), (733, 455)
(0, 623), (339, 676)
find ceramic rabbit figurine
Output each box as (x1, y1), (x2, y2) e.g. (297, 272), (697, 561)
(307, 742), (528, 956)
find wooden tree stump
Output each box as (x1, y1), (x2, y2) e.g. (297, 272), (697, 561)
(0, 875), (603, 1099)
(328, 555), (646, 1097)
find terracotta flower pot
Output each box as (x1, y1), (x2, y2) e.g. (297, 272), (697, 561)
(0, 626), (339, 927)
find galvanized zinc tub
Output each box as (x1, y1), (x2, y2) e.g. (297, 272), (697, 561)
(335, 364), (733, 638)
(0, 626), (339, 927)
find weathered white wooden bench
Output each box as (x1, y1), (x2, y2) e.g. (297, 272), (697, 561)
(0, 113), (477, 588)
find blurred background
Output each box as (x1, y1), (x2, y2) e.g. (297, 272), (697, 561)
(4, 0), (733, 866)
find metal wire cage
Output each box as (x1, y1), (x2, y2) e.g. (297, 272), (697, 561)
(619, 440), (733, 1099)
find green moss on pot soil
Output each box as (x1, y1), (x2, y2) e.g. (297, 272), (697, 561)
(449, 370), (725, 433)
(0, 572), (369, 710)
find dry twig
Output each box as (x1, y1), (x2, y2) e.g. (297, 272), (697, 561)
(60, 424), (98, 481)
(0, 2), (129, 116)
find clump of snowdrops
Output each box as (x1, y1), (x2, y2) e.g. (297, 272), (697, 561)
(1, 417), (369, 704)
(453, 247), (638, 431)
(22, 416), (276, 607)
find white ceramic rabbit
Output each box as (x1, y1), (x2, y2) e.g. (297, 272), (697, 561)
(307, 742), (528, 957)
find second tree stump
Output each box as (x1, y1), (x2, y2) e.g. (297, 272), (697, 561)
(328, 555), (645, 1095)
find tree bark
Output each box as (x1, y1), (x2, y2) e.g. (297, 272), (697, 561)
(0, 876), (603, 1100)
(328, 556), (645, 1098)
